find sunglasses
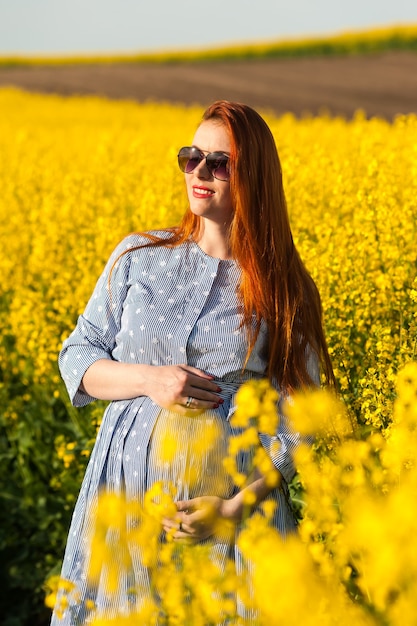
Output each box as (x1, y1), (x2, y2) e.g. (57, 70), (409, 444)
(177, 146), (230, 182)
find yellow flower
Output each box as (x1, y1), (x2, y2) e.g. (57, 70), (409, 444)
(286, 388), (353, 440)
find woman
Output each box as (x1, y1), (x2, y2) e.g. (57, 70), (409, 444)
(51, 100), (334, 624)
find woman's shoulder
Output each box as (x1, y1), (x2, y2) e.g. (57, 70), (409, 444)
(112, 229), (174, 255)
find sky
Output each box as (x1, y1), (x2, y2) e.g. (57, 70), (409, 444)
(0, 0), (416, 55)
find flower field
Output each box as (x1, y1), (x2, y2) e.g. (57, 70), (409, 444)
(0, 87), (417, 625)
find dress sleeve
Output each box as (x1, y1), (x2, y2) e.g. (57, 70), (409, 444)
(58, 236), (136, 407)
(258, 347), (320, 485)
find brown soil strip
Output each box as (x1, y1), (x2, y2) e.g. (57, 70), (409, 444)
(0, 51), (416, 119)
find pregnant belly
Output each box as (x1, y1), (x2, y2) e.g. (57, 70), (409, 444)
(146, 408), (235, 501)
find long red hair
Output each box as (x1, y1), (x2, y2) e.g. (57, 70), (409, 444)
(116, 101), (334, 391)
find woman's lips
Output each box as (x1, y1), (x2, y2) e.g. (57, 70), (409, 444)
(192, 186), (214, 198)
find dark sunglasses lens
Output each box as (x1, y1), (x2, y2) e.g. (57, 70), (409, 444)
(178, 148), (203, 174)
(206, 154), (230, 181)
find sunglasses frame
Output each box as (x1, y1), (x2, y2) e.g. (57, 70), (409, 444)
(177, 146), (231, 182)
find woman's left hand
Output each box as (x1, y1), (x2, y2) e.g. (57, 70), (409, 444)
(162, 496), (238, 542)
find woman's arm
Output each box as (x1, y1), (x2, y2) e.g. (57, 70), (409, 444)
(81, 359), (222, 413)
(220, 467), (280, 522)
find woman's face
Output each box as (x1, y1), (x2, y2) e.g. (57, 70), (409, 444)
(185, 120), (234, 226)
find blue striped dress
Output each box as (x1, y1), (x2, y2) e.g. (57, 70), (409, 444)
(51, 231), (318, 625)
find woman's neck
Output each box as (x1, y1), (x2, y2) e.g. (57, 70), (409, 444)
(194, 221), (233, 260)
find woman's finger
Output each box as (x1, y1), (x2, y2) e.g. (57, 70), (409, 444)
(182, 396), (223, 411)
(179, 365), (215, 381)
(179, 365), (222, 393)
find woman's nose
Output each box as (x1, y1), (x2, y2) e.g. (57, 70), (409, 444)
(194, 157), (211, 179)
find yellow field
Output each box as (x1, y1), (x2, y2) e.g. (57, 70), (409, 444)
(1, 88), (417, 624)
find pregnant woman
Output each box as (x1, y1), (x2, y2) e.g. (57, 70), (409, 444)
(51, 100), (334, 624)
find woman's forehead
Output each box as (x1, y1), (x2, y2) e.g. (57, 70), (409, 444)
(192, 120), (231, 154)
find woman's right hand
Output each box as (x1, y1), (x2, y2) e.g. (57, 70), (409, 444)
(140, 364), (223, 414)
